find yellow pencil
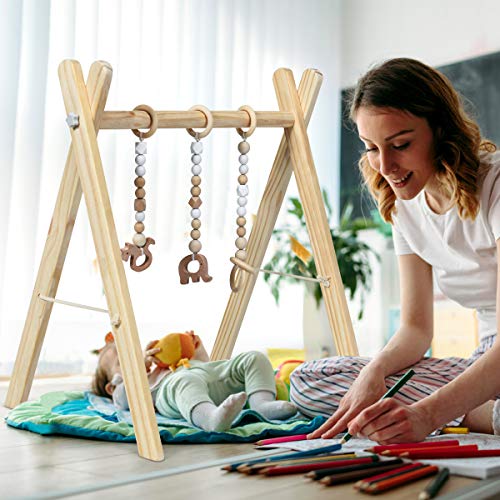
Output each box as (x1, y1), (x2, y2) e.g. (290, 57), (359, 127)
(441, 427), (469, 434)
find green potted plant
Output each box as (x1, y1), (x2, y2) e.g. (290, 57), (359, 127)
(262, 190), (379, 320)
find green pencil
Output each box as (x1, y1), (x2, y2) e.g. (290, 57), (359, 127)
(340, 369), (415, 444)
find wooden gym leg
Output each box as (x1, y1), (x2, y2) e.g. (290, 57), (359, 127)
(5, 61), (113, 408)
(273, 68), (358, 356)
(212, 69), (324, 360)
(58, 59), (163, 461)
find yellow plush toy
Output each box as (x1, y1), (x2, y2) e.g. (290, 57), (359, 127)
(152, 332), (196, 370)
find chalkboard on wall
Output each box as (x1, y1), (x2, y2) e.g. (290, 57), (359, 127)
(340, 51), (500, 218)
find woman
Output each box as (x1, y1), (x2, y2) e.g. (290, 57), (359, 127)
(290, 58), (500, 444)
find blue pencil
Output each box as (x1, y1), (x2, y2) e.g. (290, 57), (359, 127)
(222, 443), (342, 471)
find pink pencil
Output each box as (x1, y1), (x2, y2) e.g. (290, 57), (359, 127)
(255, 434), (308, 446)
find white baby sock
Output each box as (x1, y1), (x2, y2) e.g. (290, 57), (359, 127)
(191, 392), (247, 432)
(248, 390), (297, 420)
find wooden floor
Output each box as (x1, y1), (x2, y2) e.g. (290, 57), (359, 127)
(0, 377), (478, 499)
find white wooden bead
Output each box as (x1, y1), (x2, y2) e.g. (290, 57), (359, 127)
(237, 206), (247, 216)
(237, 196), (248, 207)
(191, 154), (201, 164)
(133, 233), (146, 247)
(191, 141), (203, 154)
(135, 154), (146, 166)
(238, 141), (250, 154)
(237, 185), (249, 196)
(191, 208), (201, 219)
(235, 249), (247, 260)
(191, 164), (202, 175)
(239, 154), (248, 165)
(239, 164), (249, 174)
(189, 240), (202, 253)
(235, 237), (247, 249)
(135, 165), (146, 176)
(135, 211), (145, 222)
(135, 141), (147, 154)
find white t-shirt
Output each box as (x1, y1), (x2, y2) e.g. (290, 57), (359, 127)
(392, 150), (500, 340)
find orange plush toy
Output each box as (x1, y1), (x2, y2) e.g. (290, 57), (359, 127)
(152, 332), (196, 371)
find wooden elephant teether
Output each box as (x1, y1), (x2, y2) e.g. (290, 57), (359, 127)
(178, 253), (213, 284)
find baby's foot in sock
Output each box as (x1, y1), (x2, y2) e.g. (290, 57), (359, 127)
(254, 401), (297, 420)
(207, 392), (247, 432)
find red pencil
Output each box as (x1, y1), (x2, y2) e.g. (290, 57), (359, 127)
(260, 456), (377, 476)
(383, 444), (477, 457)
(353, 462), (424, 489)
(361, 465), (439, 493)
(255, 434), (308, 446)
(367, 440), (459, 453)
(399, 448), (500, 459)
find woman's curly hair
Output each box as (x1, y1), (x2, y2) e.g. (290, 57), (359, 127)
(348, 58), (495, 223)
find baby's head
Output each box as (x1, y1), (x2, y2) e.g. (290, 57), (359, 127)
(91, 341), (121, 398)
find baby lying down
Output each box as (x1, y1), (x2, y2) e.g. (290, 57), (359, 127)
(92, 331), (297, 432)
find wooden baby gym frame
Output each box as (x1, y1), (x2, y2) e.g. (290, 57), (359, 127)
(4, 60), (358, 462)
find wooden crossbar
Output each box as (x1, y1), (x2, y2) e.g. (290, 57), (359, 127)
(100, 110), (294, 130)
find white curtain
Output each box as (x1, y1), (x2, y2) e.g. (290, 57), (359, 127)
(0, 0), (342, 375)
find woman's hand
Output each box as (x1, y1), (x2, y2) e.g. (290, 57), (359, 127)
(144, 340), (161, 372)
(347, 398), (434, 444)
(308, 366), (388, 439)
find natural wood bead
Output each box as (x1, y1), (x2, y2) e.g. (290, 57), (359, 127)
(236, 226), (246, 237)
(191, 219), (201, 229)
(189, 240), (202, 253)
(133, 233), (146, 247)
(238, 141), (250, 154)
(191, 186), (201, 197)
(191, 229), (201, 240)
(134, 198), (146, 211)
(191, 176), (201, 186)
(235, 237), (247, 249)
(134, 222), (145, 233)
(238, 174), (248, 184)
(135, 176), (145, 188)
(135, 188), (146, 199)
(189, 197), (202, 209)
(236, 216), (246, 226)
(236, 249), (247, 260)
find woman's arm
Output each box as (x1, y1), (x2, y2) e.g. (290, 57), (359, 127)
(348, 239), (500, 443)
(309, 253), (434, 438)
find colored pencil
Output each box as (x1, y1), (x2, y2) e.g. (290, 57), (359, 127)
(441, 426), (469, 434)
(238, 453), (358, 474)
(418, 467), (450, 500)
(255, 434), (308, 446)
(221, 442), (342, 471)
(354, 462), (425, 489)
(259, 456), (378, 476)
(366, 439), (459, 453)
(398, 448), (500, 459)
(319, 461), (408, 486)
(361, 465), (439, 493)
(306, 459), (403, 481)
(340, 369), (415, 444)
(382, 444), (477, 456)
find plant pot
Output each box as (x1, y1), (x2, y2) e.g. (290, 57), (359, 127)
(302, 291), (338, 360)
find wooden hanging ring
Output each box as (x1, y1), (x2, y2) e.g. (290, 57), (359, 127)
(236, 105), (257, 138)
(187, 105), (214, 139)
(132, 104), (158, 139)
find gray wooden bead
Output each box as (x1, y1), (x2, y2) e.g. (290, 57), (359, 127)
(239, 164), (249, 174)
(191, 141), (203, 154)
(135, 141), (147, 154)
(135, 154), (146, 166)
(191, 154), (201, 164)
(191, 208), (201, 219)
(237, 196), (248, 207)
(238, 141), (250, 154)
(135, 211), (145, 222)
(191, 164), (202, 175)
(239, 154), (248, 165)
(135, 165), (146, 176)
(237, 206), (246, 216)
(237, 185), (249, 196)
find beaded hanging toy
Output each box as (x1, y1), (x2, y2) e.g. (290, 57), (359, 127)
(178, 105), (214, 284)
(121, 104), (157, 272)
(230, 106), (257, 292)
